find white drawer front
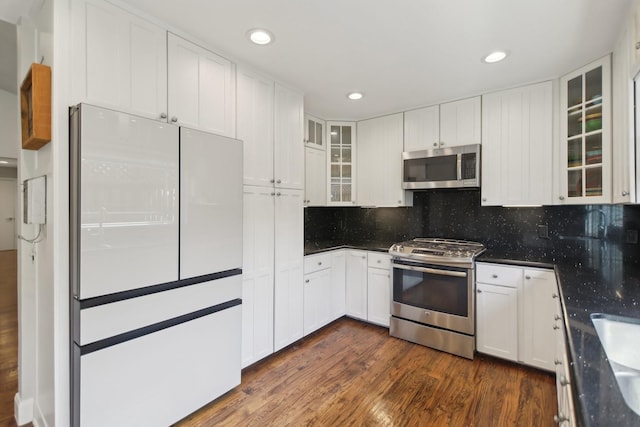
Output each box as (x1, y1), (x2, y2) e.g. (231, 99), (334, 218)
(79, 275), (241, 345)
(368, 252), (391, 269)
(304, 252), (332, 274)
(476, 263), (522, 287)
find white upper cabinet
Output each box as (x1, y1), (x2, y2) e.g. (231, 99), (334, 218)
(168, 33), (236, 138)
(481, 82), (553, 206)
(237, 67), (275, 187)
(612, 18), (636, 204)
(305, 147), (326, 206)
(274, 84), (305, 190)
(403, 105), (439, 152)
(403, 97), (480, 151)
(559, 56), (611, 204)
(327, 122), (357, 205)
(357, 113), (409, 207)
(305, 114), (325, 149)
(439, 96), (482, 148)
(71, 0), (167, 120)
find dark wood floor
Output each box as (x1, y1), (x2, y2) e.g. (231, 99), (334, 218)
(0, 250), (19, 427)
(176, 317), (557, 427)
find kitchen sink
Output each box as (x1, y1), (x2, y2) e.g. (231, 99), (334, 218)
(591, 313), (640, 416)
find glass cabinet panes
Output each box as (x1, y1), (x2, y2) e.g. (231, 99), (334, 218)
(562, 59), (608, 201)
(305, 115), (324, 148)
(328, 122), (356, 204)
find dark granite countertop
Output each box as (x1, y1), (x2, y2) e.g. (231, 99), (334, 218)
(481, 247), (640, 427)
(304, 240), (394, 255)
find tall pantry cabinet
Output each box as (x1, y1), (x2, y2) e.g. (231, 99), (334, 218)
(237, 67), (305, 366)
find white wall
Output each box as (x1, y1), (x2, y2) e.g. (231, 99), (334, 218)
(14, 0), (70, 425)
(0, 88), (19, 159)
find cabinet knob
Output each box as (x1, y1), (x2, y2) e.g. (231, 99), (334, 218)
(377, 260), (381, 263)
(525, 275), (531, 280)
(270, 178), (275, 183)
(492, 274), (498, 278)
(277, 179), (282, 184)
(398, 200), (402, 204)
(636, 41), (640, 50)
(553, 324), (560, 330)
(482, 198), (487, 202)
(270, 192), (276, 196)
(171, 116), (178, 123)
(554, 414), (569, 424)
(362, 256), (366, 259)
(559, 196), (565, 201)
(554, 315), (561, 321)
(559, 376), (570, 386)
(552, 293), (558, 299)
(554, 359), (562, 365)
(440, 142), (445, 146)
(160, 112), (167, 119)
(276, 192), (281, 196)
(477, 289), (482, 293)
(622, 191), (629, 196)
(318, 261), (322, 265)
(433, 142), (438, 147)
(305, 279), (310, 283)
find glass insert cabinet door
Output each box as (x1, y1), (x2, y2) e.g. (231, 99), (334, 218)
(326, 121), (356, 205)
(560, 56), (611, 204)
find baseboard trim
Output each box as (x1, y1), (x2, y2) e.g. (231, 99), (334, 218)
(14, 393), (34, 426)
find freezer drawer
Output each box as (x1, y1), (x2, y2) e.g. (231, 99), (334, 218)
(76, 273), (241, 346)
(73, 304), (241, 427)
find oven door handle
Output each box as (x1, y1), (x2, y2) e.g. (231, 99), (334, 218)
(393, 263), (467, 278)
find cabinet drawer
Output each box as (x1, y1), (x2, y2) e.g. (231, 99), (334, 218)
(304, 253), (332, 274)
(476, 263), (522, 287)
(368, 252), (391, 269)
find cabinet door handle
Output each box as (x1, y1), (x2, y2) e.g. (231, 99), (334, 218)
(160, 112), (167, 119)
(171, 116), (178, 123)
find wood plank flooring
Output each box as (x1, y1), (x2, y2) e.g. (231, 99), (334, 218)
(176, 318), (557, 427)
(0, 250), (19, 427)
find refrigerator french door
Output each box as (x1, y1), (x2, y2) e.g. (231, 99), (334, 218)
(70, 104), (242, 427)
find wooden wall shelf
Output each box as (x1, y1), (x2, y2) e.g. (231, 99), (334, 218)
(20, 63), (52, 150)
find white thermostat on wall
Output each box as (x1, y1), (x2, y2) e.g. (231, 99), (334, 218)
(23, 175), (47, 225)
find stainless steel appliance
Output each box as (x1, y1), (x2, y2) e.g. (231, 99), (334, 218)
(388, 238), (485, 359)
(402, 143), (480, 189)
(70, 104), (243, 427)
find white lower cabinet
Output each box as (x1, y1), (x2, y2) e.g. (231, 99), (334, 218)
(555, 311), (576, 426)
(476, 281), (519, 361)
(476, 262), (557, 372)
(330, 250), (347, 320)
(345, 250), (368, 320)
(366, 253), (391, 327)
(303, 253), (332, 335)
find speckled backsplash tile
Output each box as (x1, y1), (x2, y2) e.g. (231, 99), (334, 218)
(304, 189), (640, 263)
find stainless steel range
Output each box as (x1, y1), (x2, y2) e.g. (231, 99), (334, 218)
(388, 238), (485, 359)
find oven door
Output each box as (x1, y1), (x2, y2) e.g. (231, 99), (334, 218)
(391, 259), (474, 335)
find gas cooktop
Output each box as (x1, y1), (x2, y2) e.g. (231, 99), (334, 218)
(388, 238), (485, 267)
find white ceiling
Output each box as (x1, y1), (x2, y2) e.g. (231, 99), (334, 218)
(123, 0), (633, 121)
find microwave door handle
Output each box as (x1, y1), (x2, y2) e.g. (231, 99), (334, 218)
(393, 263), (467, 278)
(457, 155), (462, 181)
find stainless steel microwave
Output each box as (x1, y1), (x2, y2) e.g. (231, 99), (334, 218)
(402, 143), (480, 190)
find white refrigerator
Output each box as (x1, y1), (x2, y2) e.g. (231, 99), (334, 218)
(70, 104), (243, 427)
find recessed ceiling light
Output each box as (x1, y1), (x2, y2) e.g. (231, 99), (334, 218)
(483, 51), (508, 63)
(347, 92), (364, 100)
(247, 28), (274, 45)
